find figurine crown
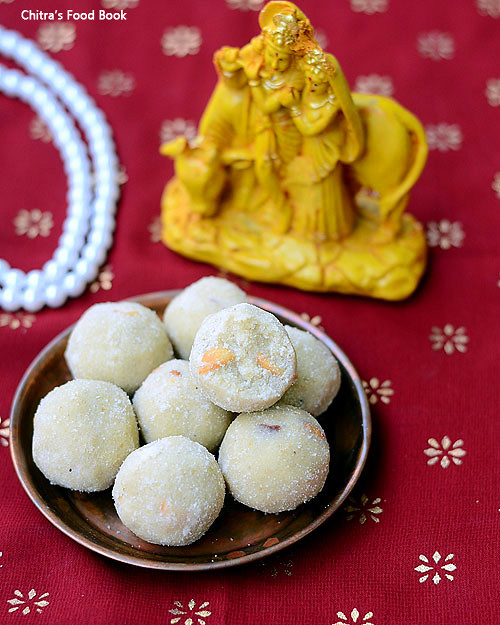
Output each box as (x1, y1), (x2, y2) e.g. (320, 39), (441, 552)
(304, 48), (332, 76)
(270, 13), (299, 46)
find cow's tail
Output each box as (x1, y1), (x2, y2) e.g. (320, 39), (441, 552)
(379, 103), (428, 221)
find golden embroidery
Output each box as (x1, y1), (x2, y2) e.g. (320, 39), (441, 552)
(226, 0), (264, 10)
(0, 313), (36, 330)
(351, 0), (388, 14)
(344, 494), (383, 524)
(415, 552), (456, 584)
(160, 119), (197, 145)
(354, 74), (394, 97)
(7, 590), (50, 615)
(0, 417), (9, 447)
(37, 23), (76, 52)
(299, 312), (324, 331)
(429, 325), (468, 354)
(89, 265), (114, 293)
(101, 0), (139, 8)
(161, 26), (202, 57)
(417, 31), (455, 60)
(426, 220), (465, 249)
(334, 609), (375, 625)
(148, 215), (162, 243)
(492, 172), (500, 198)
(169, 600), (211, 625)
(29, 117), (52, 142)
(424, 437), (466, 468)
(425, 123), (463, 151)
(14, 209), (53, 239)
(362, 378), (394, 404)
(485, 79), (500, 106)
(97, 70), (135, 97)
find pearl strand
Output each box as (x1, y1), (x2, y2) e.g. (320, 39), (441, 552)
(0, 27), (119, 312)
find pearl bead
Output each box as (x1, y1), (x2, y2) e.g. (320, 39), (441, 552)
(45, 283), (67, 308)
(75, 258), (98, 281)
(0, 287), (21, 312)
(0, 27), (119, 311)
(43, 259), (66, 281)
(26, 270), (45, 289)
(63, 216), (88, 236)
(0, 259), (11, 275)
(3, 268), (26, 289)
(22, 287), (45, 313)
(84, 243), (107, 267)
(54, 246), (79, 268)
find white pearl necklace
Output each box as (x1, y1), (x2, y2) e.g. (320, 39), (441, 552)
(0, 27), (119, 312)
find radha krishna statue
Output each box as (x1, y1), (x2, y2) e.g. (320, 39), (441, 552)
(161, 1), (428, 300)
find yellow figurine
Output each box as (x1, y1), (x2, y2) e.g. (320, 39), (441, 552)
(161, 1), (428, 300)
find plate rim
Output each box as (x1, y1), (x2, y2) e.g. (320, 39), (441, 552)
(10, 290), (371, 571)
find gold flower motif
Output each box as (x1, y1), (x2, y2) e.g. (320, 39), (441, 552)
(14, 209), (54, 239)
(148, 215), (162, 243)
(161, 26), (202, 58)
(354, 74), (394, 97)
(425, 123), (463, 151)
(97, 70), (135, 97)
(424, 436), (466, 468)
(160, 118), (197, 145)
(0, 313), (36, 330)
(0, 417), (10, 447)
(344, 494), (383, 524)
(117, 165), (128, 186)
(90, 265), (114, 293)
(300, 312), (324, 331)
(492, 172), (500, 199)
(37, 23), (76, 53)
(417, 31), (455, 60)
(429, 324), (468, 354)
(362, 378), (393, 405)
(169, 600), (211, 625)
(334, 608), (375, 625)
(426, 220), (465, 249)
(225, 0), (264, 10)
(415, 551), (456, 584)
(29, 117), (53, 143)
(7, 589), (50, 615)
(485, 78), (500, 106)
(101, 0), (139, 8)
(476, 0), (500, 17)
(350, 0), (388, 14)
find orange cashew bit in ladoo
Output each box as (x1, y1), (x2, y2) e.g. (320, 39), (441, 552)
(198, 347), (236, 375)
(256, 353), (284, 376)
(304, 421), (326, 439)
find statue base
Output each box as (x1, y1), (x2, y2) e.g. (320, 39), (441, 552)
(161, 178), (427, 301)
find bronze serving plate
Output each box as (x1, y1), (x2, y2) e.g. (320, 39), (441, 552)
(10, 291), (371, 571)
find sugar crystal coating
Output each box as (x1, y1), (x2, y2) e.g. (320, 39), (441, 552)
(218, 405), (330, 514)
(164, 277), (247, 359)
(279, 326), (341, 416)
(32, 379), (139, 492)
(112, 436), (225, 546)
(65, 301), (173, 393)
(190, 303), (297, 412)
(133, 359), (232, 451)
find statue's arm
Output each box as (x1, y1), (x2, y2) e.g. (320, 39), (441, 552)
(292, 104), (337, 136)
(325, 53), (364, 162)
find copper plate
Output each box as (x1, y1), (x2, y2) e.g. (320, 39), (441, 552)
(10, 291), (371, 571)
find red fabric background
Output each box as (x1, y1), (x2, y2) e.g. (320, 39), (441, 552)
(1, 0), (499, 623)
